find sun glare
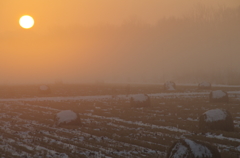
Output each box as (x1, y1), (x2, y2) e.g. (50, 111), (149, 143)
(19, 15), (34, 29)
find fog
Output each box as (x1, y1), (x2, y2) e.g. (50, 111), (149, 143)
(1, 1), (240, 84)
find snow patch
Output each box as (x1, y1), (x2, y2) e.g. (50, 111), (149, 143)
(205, 133), (240, 143)
(187, 118), (197, 121)
(199, 82), (211, 87)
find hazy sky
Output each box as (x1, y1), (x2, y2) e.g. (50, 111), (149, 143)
(0, 0), (240, 84)
(1, 0), (240, 32)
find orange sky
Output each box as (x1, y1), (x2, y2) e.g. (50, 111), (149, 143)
(0, 0), (240, 84)
(1, 0), (240, 32)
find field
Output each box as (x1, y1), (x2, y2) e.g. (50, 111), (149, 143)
(0, 84), (240, 158)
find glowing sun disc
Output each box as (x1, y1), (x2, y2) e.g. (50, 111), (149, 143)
(19, 15), (34, 29)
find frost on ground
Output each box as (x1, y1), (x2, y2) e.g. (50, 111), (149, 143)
(0, 89), (239, 158)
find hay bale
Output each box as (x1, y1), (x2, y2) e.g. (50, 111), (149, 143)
(167, 139), (221, 158)
(38, 85), (51, 94)
(130, 94), (151, 107)
(209, 90), (228, 103)
(164, 81), (176, 91)
(55, 110), (81, 127)
(198, 82), (211, 89)
(199, 109), (234, 131)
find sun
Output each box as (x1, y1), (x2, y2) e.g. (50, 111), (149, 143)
(19, 15), (34, 29)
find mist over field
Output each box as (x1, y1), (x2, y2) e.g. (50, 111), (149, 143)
(1, 2), (240, 157)
(0, 1), (240, 84)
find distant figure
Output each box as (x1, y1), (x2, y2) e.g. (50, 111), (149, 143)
(209, 90), (228, 103)
(55, 110), (81, 127)
(198, 82), (211, 89)
(164, 81), (176, 91)
(199, 109), (234, 132)
(167, 139), (221, 158)
(130, 94), (151, 107)
(38, 85), (51, 94)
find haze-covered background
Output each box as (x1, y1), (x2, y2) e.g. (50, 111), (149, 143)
(1, 0), (240, 84)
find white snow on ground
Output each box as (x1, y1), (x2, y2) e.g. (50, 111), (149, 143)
(204, 109), (227, 122)
(0, 92), (209, 102)
(39, 85), (49, 91)
(205, 133), (240, 143)
(199, 82), (211, 87)
(170, 83), (240, 88)
(56, 110), (77, 125)
(35, 146), (69, 158)
(0, 96), (239, 157)
(1, 89), (240, 102)
(185, 139), (212, 157)
(149, 92), (209, 97)
(211, 90), (227, 98)
(83, 113), (190, 134)
(0, 95), (112, 102)
(187, 118), (198, 121)
(131, 94), (148, 102)
(212, 84), (240, 88)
